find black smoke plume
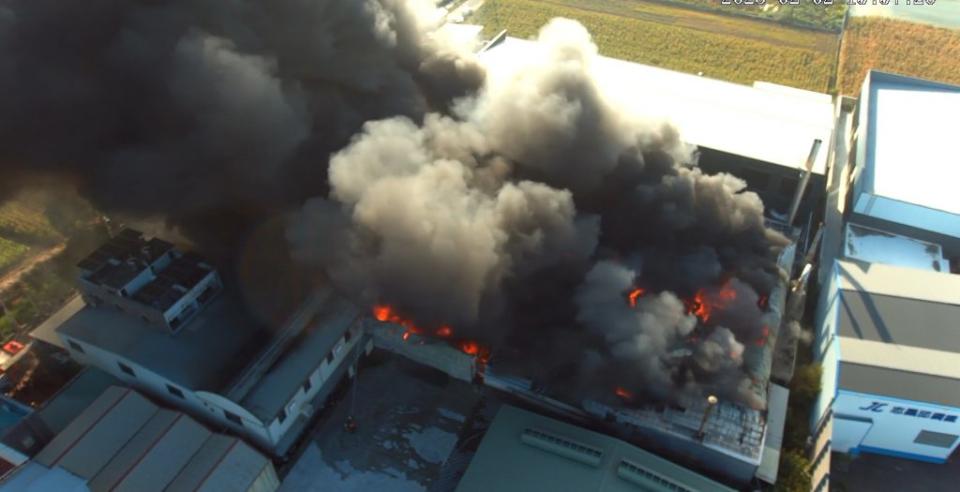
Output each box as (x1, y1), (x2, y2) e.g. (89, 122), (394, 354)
(288, 19), (788, 407)
(0, 0), (483, 254)
(1, 0), (787, 408)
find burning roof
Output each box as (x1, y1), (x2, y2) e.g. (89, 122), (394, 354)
(2, 0), (789, 412)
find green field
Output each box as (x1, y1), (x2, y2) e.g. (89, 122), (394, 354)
(0, 237), (29, 275)
(0, 200), (62, 246)
(474, 0), (838, 92)
(838, 17), (960, 95)
(660, 0), (847, 32)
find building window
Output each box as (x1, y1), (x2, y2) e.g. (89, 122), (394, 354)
(224, 411), (243, 427)
(167, 385), (184, 399)
(68, 340), (85, 354)
(914, 430), (958, 449)
(303, 378), (312, 393)
(277, 407), (287, 424)
(197, 285), (216, 305)
(117, 361), (136, 378)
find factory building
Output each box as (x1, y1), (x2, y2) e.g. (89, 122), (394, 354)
(811, 72), (960, 485)
(478, 34), (836, 231)
(457, 405), (735, 492)
(844, 71), (960, 259)
(30, 230), (371, 457)
(75, 229), (222, 333)
(0, 386), (279, 492)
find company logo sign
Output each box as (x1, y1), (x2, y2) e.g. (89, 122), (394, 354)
(858, 402), (957, 422)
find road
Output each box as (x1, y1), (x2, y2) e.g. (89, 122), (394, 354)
(0, 242), (66, 293)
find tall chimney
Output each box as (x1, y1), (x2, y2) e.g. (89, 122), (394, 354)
(787, 139), (822, 226)
(697, 395), (719, 440)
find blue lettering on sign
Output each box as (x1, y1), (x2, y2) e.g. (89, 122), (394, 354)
(859, 402), (888, 412)
(858, 401), (958, 422)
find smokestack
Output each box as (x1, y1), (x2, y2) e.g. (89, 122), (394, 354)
(786, 139), (822, 226)
(697, 395), (719, 440)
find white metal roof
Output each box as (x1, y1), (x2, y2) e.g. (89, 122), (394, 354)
(863, 72), (960, 215)
(478, 36), (834, 174)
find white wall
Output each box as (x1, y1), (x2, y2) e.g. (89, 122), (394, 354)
(812, 337), (839, 428)
(58, 334), (273, 450)
(833, 390), (960, 462)
(265, 322), (364, 442)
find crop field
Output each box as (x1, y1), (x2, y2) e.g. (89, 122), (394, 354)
(838, 17), (960, 95)
(0, 200), (62, 245)
(0, 237), (29, 275)
(661, 0), (847, 32)
(474, 0), (838, 92)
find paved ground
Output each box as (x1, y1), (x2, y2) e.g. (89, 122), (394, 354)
(279, 353), (482, 491)
(830, 451), (960, 492)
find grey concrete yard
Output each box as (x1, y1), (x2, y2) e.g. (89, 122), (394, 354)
(830, 451), (960, 492)
(279, 353), (481, 491)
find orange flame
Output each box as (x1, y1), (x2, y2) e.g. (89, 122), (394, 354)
(615, 386), (633, 400)
(459, 340), (491, 363)
(627, 287), (646, 308)
(372, 305), (424, 334)
(373, 305), (487, 361)
(755, 325), (770, 347)
(460, 340), (479, 356)
(687, 282), (737, 323)
(373, 304), (395, 322)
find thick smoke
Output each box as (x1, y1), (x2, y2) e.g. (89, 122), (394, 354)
(289, 19), (788, 407)
(0, 0), (483, 251)
(1, 0), (788, 408)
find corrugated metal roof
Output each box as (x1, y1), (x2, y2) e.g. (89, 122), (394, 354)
(479, 37), (834, 175)
(22, 387), (273, 492)
(87, 409), (181, 491)
(111, 416), (212, 492)
(456, 405), (735, 492)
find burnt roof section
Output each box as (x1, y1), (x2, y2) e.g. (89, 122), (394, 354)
(77, 229), (174, 283)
